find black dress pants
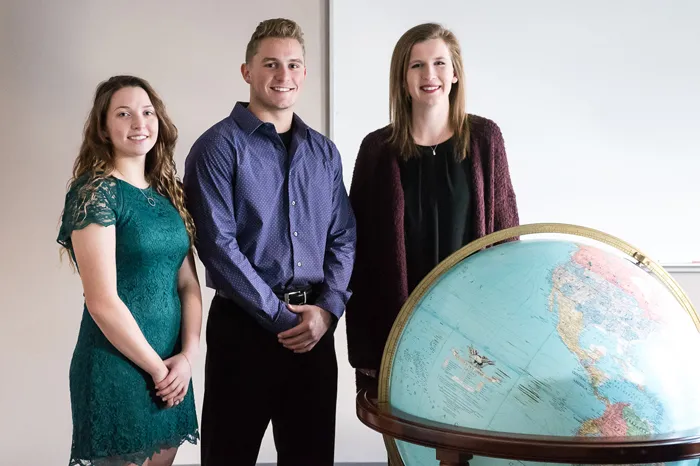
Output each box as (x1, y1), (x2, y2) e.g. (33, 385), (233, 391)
(201, 295), (338, 466)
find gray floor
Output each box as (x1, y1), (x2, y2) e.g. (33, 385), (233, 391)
(181, 464), (386, 465)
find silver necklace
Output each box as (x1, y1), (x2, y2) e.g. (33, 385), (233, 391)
(430, 143), (439, 155)
(114, 168), (156, 207)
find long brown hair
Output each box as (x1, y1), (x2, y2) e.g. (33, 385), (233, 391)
(62, 75), (195, 259)
(388, 23), (470, 160)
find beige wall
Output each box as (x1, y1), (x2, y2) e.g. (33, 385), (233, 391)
(0, 1), (390, 464)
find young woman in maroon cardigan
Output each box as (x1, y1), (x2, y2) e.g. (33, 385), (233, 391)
(345, 23), (520, 393)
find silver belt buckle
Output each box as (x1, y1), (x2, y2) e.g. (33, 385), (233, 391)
(284, 290), (307, 305)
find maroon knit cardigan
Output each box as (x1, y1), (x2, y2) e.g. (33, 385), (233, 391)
(345, 114), (520, 389)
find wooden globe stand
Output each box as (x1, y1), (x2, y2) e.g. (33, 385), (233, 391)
(357, 389), (700, 465)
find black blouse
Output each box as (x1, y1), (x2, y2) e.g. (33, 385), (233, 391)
(399, 137), (473, 292)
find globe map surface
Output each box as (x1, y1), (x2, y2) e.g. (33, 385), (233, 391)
(384, 237), (700, 465)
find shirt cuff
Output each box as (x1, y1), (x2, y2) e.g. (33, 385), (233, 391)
(269, 301), (300, 333)
(315, 291), (345, 321)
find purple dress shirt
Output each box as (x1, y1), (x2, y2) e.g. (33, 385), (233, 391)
(183, 102), (356, 333)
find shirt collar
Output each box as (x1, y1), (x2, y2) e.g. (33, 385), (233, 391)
(231, 101), (310, 137)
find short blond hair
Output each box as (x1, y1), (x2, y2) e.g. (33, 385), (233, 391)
(245, 18), (305, 63)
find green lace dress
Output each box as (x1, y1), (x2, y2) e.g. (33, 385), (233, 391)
(57, 176), (199, 466)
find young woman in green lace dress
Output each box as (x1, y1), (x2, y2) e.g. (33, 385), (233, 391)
(57, 75), (201, 466)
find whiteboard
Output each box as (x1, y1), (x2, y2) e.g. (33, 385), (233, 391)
(330, 0), (700, 265)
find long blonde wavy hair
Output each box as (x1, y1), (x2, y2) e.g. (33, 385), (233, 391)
(61, 75), (195, 262)
(389, 23), (470, 160)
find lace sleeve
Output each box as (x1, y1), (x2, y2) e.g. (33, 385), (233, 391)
(57, 177), (119, 250)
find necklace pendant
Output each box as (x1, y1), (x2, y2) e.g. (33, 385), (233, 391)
(147, 197), (156, 207)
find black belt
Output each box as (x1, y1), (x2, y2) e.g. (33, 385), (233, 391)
(275, 289), (312, 305)
(216, 287), (316, 306)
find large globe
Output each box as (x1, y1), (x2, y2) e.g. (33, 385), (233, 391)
(381, 225), (700, 466)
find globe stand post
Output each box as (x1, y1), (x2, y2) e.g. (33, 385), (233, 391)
(436, 449), (473, 465)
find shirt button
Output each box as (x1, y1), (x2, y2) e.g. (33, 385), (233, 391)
(297, 261), (302, 267)
(291, 200), (296, 206)
(293, 231), (298, 237)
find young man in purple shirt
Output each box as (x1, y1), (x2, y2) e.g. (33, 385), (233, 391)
(183, 18), (356, 466)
